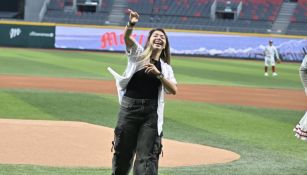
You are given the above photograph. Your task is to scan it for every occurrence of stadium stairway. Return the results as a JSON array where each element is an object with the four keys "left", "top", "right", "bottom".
[
  {"left": 106, "top": 0, "right": 127, "bottom": 25},
  {"left": 272, "top": 1, "right": 297, "bottom": 34},
  {"left": 24, "top": 0, "right": 46, "bottom": 21}
]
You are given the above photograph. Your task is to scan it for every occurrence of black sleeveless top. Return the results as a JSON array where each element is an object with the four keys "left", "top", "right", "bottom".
[{"left": 124, "top": 60, "right": 162, "bottom": 99}]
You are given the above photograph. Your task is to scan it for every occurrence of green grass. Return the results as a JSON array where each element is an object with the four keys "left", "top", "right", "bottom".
[
  {"left": 173, "top": 57, "right": 301, "bottom": 88},
  {"left": 0, "top": 47, "right": 302, "bottom": 89},
  {"left": 0, "top": 48, "right": 125, "bottom": 79},
  {"left": 0, "top": 165, "right": 109, "bottom": 175},
  {"left": 0, "top": 89, "right": 118, "bottom": 126},
  {"left": 0, "top": 90, "right": 306, "bottom": 175}
]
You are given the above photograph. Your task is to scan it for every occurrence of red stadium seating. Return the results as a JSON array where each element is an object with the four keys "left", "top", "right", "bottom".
[
  {"left": 291, "top": 0, "right": 307, "bottom": 22},
  {"left": 239, "top": 0, "right": 282, "bottom": 21},
  {"left": 43, "top": 0, "right": 307, "bottom": 35},
  {"left": 287, "top": 0, "right": 307, "bottom": 35}
]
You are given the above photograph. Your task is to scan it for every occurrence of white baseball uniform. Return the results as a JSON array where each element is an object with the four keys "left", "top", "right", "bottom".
[
  {"left": 264, "top": 45, "right": 279, "bottom": 66},
  {"left": 300, "top": 54, "right": 307, "bottom": 95},
  {"left": 294, "top": 54, "right": 307, "bottom": 141},
  {"left": 300, "top": 54, "right": 307, "bottom": 70}
]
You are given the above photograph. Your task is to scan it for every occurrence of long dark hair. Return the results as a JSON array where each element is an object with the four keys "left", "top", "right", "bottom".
[{"left": 143, "top": 28, "right": 171, "bottom": 64}]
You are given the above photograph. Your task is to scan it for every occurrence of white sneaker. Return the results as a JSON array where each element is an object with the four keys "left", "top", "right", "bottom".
[
  {"left": 264, "top": 72, "right": 269, "bottom": 76},
  {"left": 272, "top": 72, "right": 278, "bottom": 77}
]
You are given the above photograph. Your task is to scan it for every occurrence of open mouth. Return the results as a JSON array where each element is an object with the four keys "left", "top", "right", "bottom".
[{"left": 153, "top": 39, "right": 164, "bottom": 47}]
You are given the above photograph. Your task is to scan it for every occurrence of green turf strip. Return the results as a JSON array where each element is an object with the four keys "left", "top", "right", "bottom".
[
  {"left": 0, "top": 91, "right": 54, "bottom": 120},
  {"left": 0, "top": 47, "right": 302, "bottom": 89},
  {"left": 172, "top": 57, "right": 300, "bottom": 88},
  {"left": 0, "top": 90, "right": 306, "bottom": 175}
]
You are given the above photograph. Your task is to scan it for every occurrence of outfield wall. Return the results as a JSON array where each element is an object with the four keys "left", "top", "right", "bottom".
[
  {"left": 55, "top": 25, "right": 307, "bottom": 61},
  {"left": 0, "top": 21, "right": 306, "bottom": 61},
  {"left": 0, "top": 22, "right": 55, "bottom": 48}
]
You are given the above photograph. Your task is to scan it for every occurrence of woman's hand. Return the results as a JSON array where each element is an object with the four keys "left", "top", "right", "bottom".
[
  {"left": 124, "top": 9, "right": 139, "bottom": 49},
  {"left": 144, "top": 63, "right": 160, "bottom": 76},
  {"left": 144, "top": 63, "right": 178, "bottom": 95},
  {"left": 128, "top": 9, "right": 139, "bottom": 24}
]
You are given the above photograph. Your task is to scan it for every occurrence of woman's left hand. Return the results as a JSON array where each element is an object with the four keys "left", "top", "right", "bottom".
[{"left": 144, "top": 63, "right": 160, "bottom": 76}]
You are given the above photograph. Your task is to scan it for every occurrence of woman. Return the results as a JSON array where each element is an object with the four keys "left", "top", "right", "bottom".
[
  {"left": 293, "top": 52, "right": 307, "bottom": 141},
  {"left": 107, "top": 9, "right": 177, "bottom": 175}
]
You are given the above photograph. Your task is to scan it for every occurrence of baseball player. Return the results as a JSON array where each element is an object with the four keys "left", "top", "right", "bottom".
[
  {"left": 293, "top": 51, "right": 307, "bottom": 141},
  {"left": 264, "top": 40, "right": 281, "bottom": 77}
]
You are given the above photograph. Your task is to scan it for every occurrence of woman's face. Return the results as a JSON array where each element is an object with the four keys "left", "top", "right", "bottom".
[{"left": 149, "top": 30, "right": 167, "bottom": 51}]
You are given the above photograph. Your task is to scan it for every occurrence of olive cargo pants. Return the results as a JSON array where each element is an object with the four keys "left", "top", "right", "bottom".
[{"left": 112, "top": 96, "right": 163, "bottom": 175}]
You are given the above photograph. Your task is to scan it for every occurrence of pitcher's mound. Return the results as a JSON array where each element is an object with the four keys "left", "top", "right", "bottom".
[{"left": 0, "top": 119, "right": 240, "bottom": 167}]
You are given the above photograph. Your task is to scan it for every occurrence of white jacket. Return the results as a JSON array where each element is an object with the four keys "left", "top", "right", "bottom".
[{"left": 107, "top": 43, "right": 177, "bottom": 136}]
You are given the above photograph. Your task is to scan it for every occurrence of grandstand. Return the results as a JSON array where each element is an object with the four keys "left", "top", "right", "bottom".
[
  {"left": 287, "top": 0, "right": 307, "bottom": 35},
  {"left": 1, "top": 0, "right": 306, "bottom": 35},
  {"left": 0, "top": 0, "right": 24, "bottom": 19}
]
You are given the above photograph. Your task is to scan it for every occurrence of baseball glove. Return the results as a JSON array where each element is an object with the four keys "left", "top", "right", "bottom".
[{"left": 276, "top": 59, "right": 282, "bottom": 64}]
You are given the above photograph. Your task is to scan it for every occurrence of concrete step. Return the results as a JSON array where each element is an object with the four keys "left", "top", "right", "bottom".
[
  {"left": 107, "top": 0, "right": 127, "bottom": 23},
  {"left": 276, "top": 19, "right": 291, "bottom": 21},
  {"left": 271, "top": 1, "right": 298, "bottom": 34}
]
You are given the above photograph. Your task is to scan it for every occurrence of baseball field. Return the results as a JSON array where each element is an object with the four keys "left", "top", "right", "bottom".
[{"left": 0, "top": 47, "right": 306, "bottom": 175}]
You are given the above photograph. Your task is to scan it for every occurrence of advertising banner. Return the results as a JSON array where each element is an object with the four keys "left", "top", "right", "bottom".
[
  {"left": 55, "top": 26, "right": 307, "bottom": 61},
  {"left": 0, "top": 24, "right": 55, "bottom": 48}
]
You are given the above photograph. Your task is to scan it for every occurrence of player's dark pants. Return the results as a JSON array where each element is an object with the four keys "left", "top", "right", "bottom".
[{"left": 112, "top": 96, "right": 163, "bottom": 175}]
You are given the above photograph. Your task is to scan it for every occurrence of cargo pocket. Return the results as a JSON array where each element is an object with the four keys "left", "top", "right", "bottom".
[
  {"left": 112, "top": 127, "right": 123, "bottom": 172},
  {"left": 111, "top": 127, "right": 124, "bottom": 175},
  {"left": 153, "top": 134, "right": 163, "bottom": 158},
  {"left": 142, "top": 134, "right": 162, "bottom": 175},
  {"left": 112, "top": 127, "right": 122, "bottom": 153}
]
